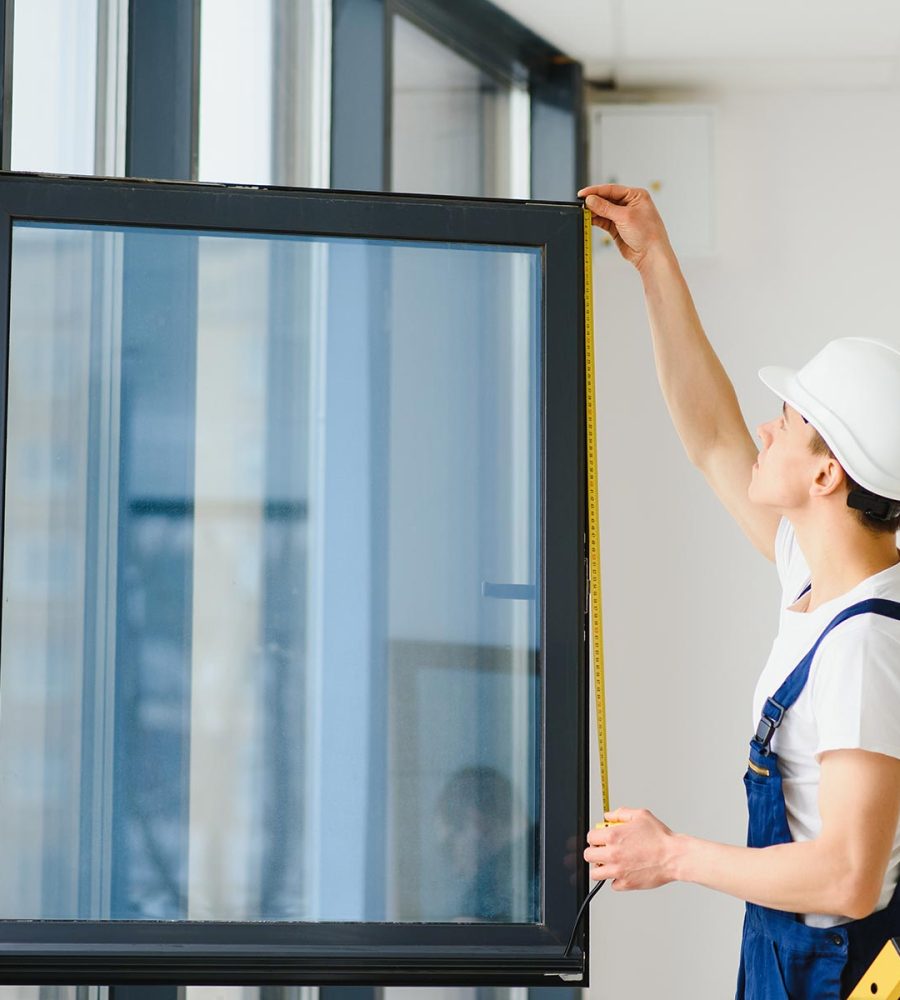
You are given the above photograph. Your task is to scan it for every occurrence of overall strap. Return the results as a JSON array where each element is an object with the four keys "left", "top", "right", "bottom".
[{"left": 753, "top": 598, "right": 900, "bottom": 755}]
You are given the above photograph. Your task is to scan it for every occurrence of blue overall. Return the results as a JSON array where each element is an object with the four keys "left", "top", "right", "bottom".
[{"left": 735, "top": 594, "right": 900, "bottom": 1000}]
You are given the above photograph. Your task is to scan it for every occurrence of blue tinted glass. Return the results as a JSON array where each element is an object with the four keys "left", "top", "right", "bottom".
[{"left": 0, "top": 221, "right": 541, "bottom": 923}]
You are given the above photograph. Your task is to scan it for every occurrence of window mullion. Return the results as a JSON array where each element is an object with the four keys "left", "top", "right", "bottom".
[
  {"left": 125, "top": 0, "right": 200, "bottom": 180},
  {"left": 0, "top": 0, "right": 12, "bottom": 170}
]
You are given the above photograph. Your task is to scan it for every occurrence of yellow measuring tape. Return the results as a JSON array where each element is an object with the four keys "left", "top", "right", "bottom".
[{"left": 583, "top": 208, "right": 610, "bottom": 818}]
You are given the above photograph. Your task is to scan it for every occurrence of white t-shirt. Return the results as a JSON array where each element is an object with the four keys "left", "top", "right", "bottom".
[{"left": 751, "top": 516, "right": 900, "bottom": 927}]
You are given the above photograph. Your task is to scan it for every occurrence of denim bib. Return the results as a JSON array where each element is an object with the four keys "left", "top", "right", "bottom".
[{"left": 736, "top": 597, "right": 900, "bottom": 999}]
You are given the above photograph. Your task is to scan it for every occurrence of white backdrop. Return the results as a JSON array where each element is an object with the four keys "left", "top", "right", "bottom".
[{"left": 587, "top": 86, "right": 900, "bottom": 999}]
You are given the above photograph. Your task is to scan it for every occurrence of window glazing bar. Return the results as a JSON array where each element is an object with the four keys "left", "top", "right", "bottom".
[
  {"left": 331, "top": 0, "right": 387, "bottom": 190},
  {"left": 110, "top": 987, "right": 181, "bottom": 1000},
  {"left": 126, "top": 0, "right": 200, "bottom": 180},
  {"left": 0, "top": 0, "right": 12, "bottom": 170}
]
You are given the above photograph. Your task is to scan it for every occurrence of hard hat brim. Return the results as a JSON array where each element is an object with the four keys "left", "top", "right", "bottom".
[{"left": 758, "top": 364, "right": 900, "bottom": 502}]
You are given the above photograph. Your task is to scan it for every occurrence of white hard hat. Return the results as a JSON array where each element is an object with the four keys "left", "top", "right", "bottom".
[{"left": 758, "top": 337, "right": 900, "bottom": 504}]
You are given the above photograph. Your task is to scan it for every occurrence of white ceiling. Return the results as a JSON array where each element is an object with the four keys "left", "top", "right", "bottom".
[{"left": 490, "top": 0, "right": 900, "bottom": 91}]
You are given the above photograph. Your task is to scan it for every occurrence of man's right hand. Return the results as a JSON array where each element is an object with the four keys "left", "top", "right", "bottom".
[{"left": 577, "top": 183, "right": 674, "bottom": 272}]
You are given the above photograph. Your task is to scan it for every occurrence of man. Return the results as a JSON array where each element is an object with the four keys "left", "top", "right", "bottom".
[{"left": 578, "top": 183, "right": 900, "bottom": 997}]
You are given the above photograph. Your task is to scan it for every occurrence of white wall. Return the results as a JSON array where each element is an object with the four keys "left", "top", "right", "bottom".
[{"left": 586, "top": 87, "right": 900, "bottom": 999}]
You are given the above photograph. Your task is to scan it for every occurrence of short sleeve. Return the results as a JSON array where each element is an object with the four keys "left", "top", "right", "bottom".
[{"left": 811, "top": 624, "right": 900, "bottom": 760}]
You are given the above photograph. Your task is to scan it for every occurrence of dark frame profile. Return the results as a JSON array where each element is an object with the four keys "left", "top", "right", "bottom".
[
  {"left": 0, "top": 0, "right": 12, "bottom": 171},
  {"left": 0, "top": 172, "right": 588, "bottom": 987}
]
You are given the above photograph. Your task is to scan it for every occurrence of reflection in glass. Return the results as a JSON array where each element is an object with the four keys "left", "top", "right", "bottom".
[
  {"left": 391, "top": 15, "right": 519, "bottom": 198},
  {"left": 198, "top": 0, "right": 329, "bottom": 187},
  {"left": 11, "top": 0, "right": 127, "bottom": 177},
  {"left": 11, "top": 0, "right": 99, "bottom": 173},
  {"left": 0, "top": 220, "right": 541, "bottom": 923},
  {"left": 198, "top": 0, "right": 274, "bottom": 184},
  {"left": 434, "top": 766, "right": 537, "bottom": 921},
  {"left": 0, "top": 989, "right": 90, "bottom": 1000}
]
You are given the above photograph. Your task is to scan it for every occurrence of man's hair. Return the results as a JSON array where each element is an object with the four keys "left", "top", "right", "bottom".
[{"left": 809, "top": 430, "right": 900, "bottom": 534}]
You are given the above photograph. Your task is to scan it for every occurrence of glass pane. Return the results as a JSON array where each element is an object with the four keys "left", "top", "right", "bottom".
[
  {"left": 391, "top": 15, "right": 514, "bottom": 198},
  {"left": 1, "top": 220, "right": 541, "bottom": 924},
  {"left": 11, "top": 0, "right": 99, "bottom": 173},
  {"left": 198, "top": 0, "right": 274, "bottom": 184},
  {"left": 0, "top": 990, "right": 91, "bottom": 1000},
  {"left": 198, "top": 0, "right": 327, "bottom": 186},
  {"left": 186, "top": 989, "right": 263, "bottom": 1000}
]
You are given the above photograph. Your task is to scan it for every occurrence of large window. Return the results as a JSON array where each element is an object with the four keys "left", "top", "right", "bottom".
[
  {"left": 3, "top": 0, "right": 582, "bottom": 198},
  {"left": 0, "top": 173, "right": 588, "bottom": 986}
]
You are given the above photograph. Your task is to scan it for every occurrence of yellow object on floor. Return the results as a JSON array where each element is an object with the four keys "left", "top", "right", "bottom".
[{"left": 847, "top": 938, "right": 900, "bottom": 1000}]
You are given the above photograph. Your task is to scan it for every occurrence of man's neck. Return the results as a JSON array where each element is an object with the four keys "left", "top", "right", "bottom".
[{"left": 791, "top": 512, "right": 900, "bottom": 612}]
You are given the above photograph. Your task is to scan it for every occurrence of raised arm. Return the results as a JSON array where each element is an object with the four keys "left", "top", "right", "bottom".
[{"left": 579, "top": 183, "right": 781, "bottom": 561}]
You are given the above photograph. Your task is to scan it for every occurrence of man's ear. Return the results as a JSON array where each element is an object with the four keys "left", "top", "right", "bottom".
[{"left": 809, "top": 456, "right": 846, "bottom": 499}]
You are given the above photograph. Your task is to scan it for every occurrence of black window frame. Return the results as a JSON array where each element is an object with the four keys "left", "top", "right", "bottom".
[{"left": 0, "top": 172, "right": 590, "bottom": 988}]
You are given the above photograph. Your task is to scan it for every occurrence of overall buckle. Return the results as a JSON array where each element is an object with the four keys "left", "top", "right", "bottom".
[{"left": 753, "top": 697, "right": 786, "bottom": 754}]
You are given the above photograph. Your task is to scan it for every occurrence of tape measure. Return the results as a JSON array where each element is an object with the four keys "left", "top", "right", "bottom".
[{"left": 583, "top": 208, "right": 610, "bottom": 818}]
